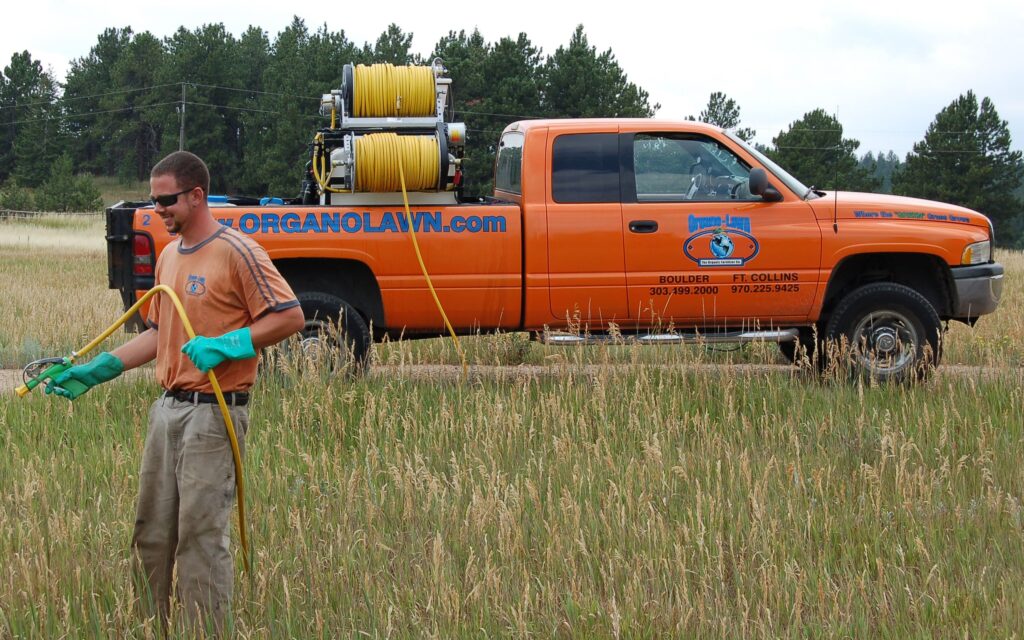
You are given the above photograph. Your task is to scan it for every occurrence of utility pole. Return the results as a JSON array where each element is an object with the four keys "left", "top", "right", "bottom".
[{"left": 178, "top": 83, "right": 186, "bottom": 151}]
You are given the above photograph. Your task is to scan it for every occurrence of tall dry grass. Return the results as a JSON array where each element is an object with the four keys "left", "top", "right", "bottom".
[{"left": 1, "top": 216, "right": 1022, "bottom": 637}]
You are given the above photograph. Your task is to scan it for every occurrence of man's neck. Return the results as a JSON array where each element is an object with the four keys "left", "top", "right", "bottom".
[{"left": 179, "top": 210, "right": 221, "bottom": 248}]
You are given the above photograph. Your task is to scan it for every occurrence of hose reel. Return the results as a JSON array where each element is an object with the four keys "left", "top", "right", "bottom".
[
  {"left": 313, "top": 128, "right": 453, "bottom": 194},
  {"left": 306, "top": 60, "right": 466, "bottom": 203}
]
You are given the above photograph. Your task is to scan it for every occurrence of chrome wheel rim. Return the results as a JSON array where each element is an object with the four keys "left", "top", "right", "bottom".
[
  {"left": 849, "top": 310, "right": 919, "bottom": 377},
  {"left": 295, "top": 319, "right": 350, "bottom": 372}
]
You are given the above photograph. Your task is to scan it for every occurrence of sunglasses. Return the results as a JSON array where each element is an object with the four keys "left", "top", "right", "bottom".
[{"left": 150, "top": 187, "right": 196, "bottom": 207}]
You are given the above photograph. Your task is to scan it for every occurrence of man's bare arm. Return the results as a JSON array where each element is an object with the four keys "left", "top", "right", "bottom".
[
  {"left": 110, "top": 328, "right": 159, "bottom": 370},
  {"left": 249, "top": 306, "right": 305, "bottom": 349}
]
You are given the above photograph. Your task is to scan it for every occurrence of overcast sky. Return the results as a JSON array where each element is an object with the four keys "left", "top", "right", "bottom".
[{"left": 5, "top": 0, "right": 1023, "bottom": 156}]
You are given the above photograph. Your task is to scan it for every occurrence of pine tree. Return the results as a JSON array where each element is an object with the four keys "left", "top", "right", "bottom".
[
  {"left": 472, "top": 33, "right": 543, "bottom": 194},
  {"left": 63, "top": 28, "right": 136, "bottom": 176},
  {"left": 35, "top": 153, "right": 103, "bottom": 212},
  {"left": 368, "top": 24, "right": 419, "bottom": 65},
  {"left": 233, "top": 26, "right": 272, "bottom": 194},
  {"left": 1, "top": 51, "right": 61, "bottom": 186},
  {"left": 688, "top": 92, "right": 755, "bottom": 141},
  {"left": 432, "top": 29, "right": 493, "bottom": 195},
  {"left": 893, "top": 91, "right": 1023, "bottom": 246},
  {"left": 160, "top": 24, "right": 247, "bottom": 192},
  {"left": 541, "top": 25, "right": 656, "bottom": 118},
  {"left": 767, "top": 108, "right": 878, "bottom": 192},
  {"left": 860, "top": 151, "right": 901, "bottom": 193}
]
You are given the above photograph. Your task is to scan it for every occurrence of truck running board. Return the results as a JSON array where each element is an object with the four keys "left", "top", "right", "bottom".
[{"left": 541, "top": 328, "right": 799, "bottom": 346}]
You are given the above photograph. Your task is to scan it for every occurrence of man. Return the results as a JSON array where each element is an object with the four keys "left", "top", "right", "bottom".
[{"left": 46, "top": 151, "right": 305, "bottom": 632}]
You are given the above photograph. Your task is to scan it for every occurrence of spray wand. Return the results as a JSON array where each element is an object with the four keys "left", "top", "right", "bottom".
[{"left": 16, "top": 357, "right": 90, "bottom": 398}]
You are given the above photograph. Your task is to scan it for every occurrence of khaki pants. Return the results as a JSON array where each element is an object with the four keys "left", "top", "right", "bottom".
[{"left": 132, "top": 395, "right": 248, "bottom": 634}]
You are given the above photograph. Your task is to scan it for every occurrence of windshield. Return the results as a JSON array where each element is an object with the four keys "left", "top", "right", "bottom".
[{"left": 724, "top": 131, "right": 818, "bottom": 200}]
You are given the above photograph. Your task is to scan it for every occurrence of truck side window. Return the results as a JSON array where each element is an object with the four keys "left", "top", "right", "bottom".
[
  {"left": 552, "top": 133, "right": 620, "bottom": 203},
  {"left": 495, "top": 132, "right": 525, "bottom": 194},
  {"left": 634, "top": 134, "right": 757, "bottom": 202}
]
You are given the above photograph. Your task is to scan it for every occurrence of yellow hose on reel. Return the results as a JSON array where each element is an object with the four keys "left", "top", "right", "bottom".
[
  {"left": 356, "top": 132, "right": 440, "bottom": 192},
  {"left": 353, "top": 64, "right": 435, "bottom": 117},
  {"left": 16, "top": 285, "right": 252, "bottom": 573}
]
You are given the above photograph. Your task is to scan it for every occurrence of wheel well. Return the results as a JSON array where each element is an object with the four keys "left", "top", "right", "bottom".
[
  {"left": 274, "top": 258, "right": 385, "bottom": 334},
  {"left": 821, "top": 253, "right": 953, "bottom": 321}
]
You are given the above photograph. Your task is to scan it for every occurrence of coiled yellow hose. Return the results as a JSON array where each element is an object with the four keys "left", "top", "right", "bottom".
[
  {"left": 353, "top": 63, "right": 435, "bottom": 117},
  {"left": 356, "top": 132, "right": 439, "bottom": 192}
]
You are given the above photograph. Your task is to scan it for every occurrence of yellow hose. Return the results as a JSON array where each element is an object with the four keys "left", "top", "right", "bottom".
[
  {"left": 356, "top": 132, "right": 439, "bottom": 192},
  {"left": 17, "top": 285, "right": 251, "bottom": 573},
  {"left": 312, "top": 133, "right": 350, "bottom": 194},
  {"left": 395, "top": 153, "right": 466, "bottom": 373},
  {"left": 353, "top": 64, "right": 435, "bottom": 117},
  {"left": 313, "top": 133, "right": 444, "bottom": 194}
]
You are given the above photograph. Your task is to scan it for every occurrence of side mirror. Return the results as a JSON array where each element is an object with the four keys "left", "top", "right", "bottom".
[{"left": 748, "top": 168, "right": 783, "bottom": 202}]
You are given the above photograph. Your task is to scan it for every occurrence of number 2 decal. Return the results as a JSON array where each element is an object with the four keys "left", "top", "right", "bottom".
[{"left": 142, "top": 214, "right": 151, "bottom": 226}]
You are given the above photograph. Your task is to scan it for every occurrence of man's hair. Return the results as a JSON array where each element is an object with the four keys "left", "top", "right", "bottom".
[{"left": 151, "top": 151, "right": 210, "bottom": 195}]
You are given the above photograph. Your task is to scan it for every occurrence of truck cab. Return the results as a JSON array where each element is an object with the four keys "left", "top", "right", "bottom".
[{"left": 496, "top": 118, "right": 1003, "bottom": 380}]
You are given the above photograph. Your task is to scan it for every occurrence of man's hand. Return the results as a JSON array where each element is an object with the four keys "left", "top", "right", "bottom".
[
  {"left": 181, "top": 328, "right": 257, "bottom": 373},
  {"left": 45, "top": 352, "right": 125, "bottom": 400}
]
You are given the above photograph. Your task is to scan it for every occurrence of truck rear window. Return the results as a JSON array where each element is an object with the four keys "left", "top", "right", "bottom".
[
  {"left": 495, "top": 132, "right": 524, "bottom": 194},
  {"left": 552, "top": 133, "right": 620, "bottom": 203}
]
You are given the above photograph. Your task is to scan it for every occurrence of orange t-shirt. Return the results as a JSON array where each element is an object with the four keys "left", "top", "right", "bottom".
[{"left": 146, "top": 226, "right": 299, "bottom": 392}]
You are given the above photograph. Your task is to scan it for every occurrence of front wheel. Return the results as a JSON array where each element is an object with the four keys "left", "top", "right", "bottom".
[{"left": 824, "top": 283, "right": 941, "bottom": 383}]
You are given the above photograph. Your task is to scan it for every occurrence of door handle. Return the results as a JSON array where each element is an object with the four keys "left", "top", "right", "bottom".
[{"left": 629, "top": 220, "right": 659, "bottom": 234}]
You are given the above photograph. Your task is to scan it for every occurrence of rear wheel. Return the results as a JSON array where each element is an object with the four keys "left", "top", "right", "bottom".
[
  {"left": 290, "top": 291, "right": 371, "bottom": 375},
  {"left": 778, "top": 326, "right": 820, "bottom": 366},
  {"left": 824, "top": 283, "right": 941, "bottom": 383}
]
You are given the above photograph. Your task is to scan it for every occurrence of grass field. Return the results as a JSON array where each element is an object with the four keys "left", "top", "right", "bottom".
[
  {"left": 92, "top": 176, "right": 151, "bottom": 208},
  {"left": 1, "top": 216, "right": 1022, "bottom": 637}
]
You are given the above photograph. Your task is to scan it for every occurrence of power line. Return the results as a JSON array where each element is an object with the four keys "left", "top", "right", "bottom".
[
  {"left": 775, "top": 145, "right": 984, "bottom": 154},
  {"left": 0, "top": 81, "right": 324, "bottom": 114},
  {"left": 185, "top": 100, "right": 278, "bottom": 115},
  {"left": 1, "top": 101, "right": 181, "bottom": 127},
  {"left": 0, "top": 82, "right": 183, "bottom": 112},
  {"left": 1, "top": 86, "right": 326, "bottom": 127},
  {"left": 189, "top": 82, "right": 320, "bottom": 101},
  {"left": 455, "top": 109, "right": 542, "bottom": 119}
]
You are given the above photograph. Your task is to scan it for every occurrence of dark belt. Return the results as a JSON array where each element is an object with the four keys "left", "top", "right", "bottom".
[{"left": 163, "top": 389, "right": 249, "bottom": 406}]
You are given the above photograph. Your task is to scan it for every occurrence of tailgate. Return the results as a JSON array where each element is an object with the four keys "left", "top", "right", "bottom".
[{"left": 105, "top": 201, "right": 150, "bottom": 332}]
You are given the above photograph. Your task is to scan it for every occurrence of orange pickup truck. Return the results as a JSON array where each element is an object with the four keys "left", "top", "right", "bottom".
[{"left": 106, "top": 117, "right": 1004, "bottom": 382}]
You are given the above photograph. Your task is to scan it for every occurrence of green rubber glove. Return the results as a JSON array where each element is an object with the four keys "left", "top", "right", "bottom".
[
  {"left": 45, "top": 352, "right": 125, "bottom": 400},
  {"left": 181, "top": 327, "right": 257, "bottom": 373}
]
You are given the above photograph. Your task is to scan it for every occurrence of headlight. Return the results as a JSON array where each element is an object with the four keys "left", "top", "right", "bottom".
[{"left": 961, "top": 240, "right": 991, "bottom": 265}]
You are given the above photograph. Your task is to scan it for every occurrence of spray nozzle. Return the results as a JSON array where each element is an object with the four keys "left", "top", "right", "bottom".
[{"left": 14, "top": 356, "right": 86, "bottom": 398}]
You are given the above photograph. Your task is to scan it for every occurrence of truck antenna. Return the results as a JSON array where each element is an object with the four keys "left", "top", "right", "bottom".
[{"left": 832, "top": 109, "right": 839, "bottom": 234}]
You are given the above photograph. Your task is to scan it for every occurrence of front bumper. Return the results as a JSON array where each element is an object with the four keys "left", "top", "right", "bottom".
[{"left": 951, "top": 263, "right": 1004, "bottom": 319}]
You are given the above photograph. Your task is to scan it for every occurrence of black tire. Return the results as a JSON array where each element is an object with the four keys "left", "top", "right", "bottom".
[
  {"left": 824, "top": 282, "right": 941, "bottom": 383},
  {"left": 292, "top": 291, "right": 372, "bottom": 375}
]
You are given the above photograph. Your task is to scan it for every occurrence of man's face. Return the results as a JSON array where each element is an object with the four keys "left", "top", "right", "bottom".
[{"left": 149, "top": 174, "right": 198, "bottom": 234}]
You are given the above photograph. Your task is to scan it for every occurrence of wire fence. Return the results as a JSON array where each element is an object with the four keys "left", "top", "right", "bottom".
[{"left": 0, "top": 209, "right": 102, "bottom": 219}]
